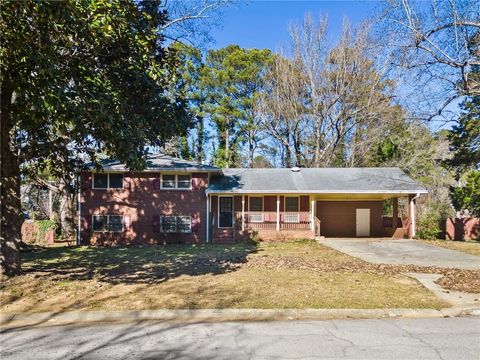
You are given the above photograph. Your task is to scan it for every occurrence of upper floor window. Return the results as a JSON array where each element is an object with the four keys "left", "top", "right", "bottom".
[
  {"left": 161, "top": 174, "right": 191, "bottom": 189},
  {"left": 92, "top": 215, "right": 124, "bottom": 232},
  {"left": 93, "top": 173, "right": 123, "bottom": 189}
]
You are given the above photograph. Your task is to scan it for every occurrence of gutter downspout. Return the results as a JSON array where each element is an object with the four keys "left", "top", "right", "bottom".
[
  {"left": 410, "top": 192, "right": 421, "bottom": 239},
  {"left": 206, "top": 192, "right": 210, "bottom": 244},
  {"left": 77, "top": 175, "right": 81, "bottom": 245}
]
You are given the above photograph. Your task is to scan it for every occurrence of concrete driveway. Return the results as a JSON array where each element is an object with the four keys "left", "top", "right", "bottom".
[{"left": 318, "top": 239, "right": 479, "bottom": 270}]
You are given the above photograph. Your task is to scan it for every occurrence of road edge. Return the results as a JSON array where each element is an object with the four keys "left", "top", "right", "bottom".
[{"left": 1, "top": 307, "right": 479, "bottom": 329}]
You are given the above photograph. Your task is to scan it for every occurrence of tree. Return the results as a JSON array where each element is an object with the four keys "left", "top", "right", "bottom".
[
  {"left": 202, "top": 45, "right": 272, "bottom": 167},
  {"left": 258, "top": 14, "right": 401, "bottom": 168},
  {"left": 446, "top": 94, "right": 479, "bottom": 216},
  {"left": 173, "top": 43, "right": 211, "bottom": 162},
  {"left": 162, "top": 0, "right": 236, "bottom": 45},
  {"left": 1, "top": 1, "right": 189, "bottom": 276},
  {"left": 257, "top": 55, "right": 308, "bottom": 167},
  {"left": 447, "top": 96, "right": 480, "bottom": 175},
  {"left": 450, "top": 170, "right": 480, "bottom": 216},
  {"left": 379, "top": 0, "right": 480, "bottom": 119}
]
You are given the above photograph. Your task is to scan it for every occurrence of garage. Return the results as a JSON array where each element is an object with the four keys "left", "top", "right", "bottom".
[{"left": 316, "top": 201, "right": 384, "bottom": 237}]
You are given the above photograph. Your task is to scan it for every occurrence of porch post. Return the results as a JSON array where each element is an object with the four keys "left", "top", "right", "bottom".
[
  {"left": 310, "top": 198, "right": 315, "bottom": 231},
  {"left": 409, "top": 194, "right": 416, "bottom": 239},
  {"left": 241, "top": 195, "right": 245, "bottom": 231},
  {"left": 276, "top": 195, "right": 280, "bottom": 231},
  {"left": 392, "top": 197, "right": 398, "bottom": 230},
  {"left": 206, "top": 194, "right": 210, "bottom": 243}
]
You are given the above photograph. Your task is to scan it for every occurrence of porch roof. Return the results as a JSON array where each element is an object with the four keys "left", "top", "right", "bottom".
[{"left": 207, "top": 167, "right": 428, "bottom": 195}]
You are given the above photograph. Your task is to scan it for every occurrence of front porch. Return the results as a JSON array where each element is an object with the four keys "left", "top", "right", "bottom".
[{"left": 206, "top": 193, "right": 419, "bottom": 243}]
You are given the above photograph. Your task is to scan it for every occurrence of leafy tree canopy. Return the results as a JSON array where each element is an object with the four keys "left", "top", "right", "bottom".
[
  {"left": 450, "top": 170, "right": 480, "bottom": 217},
  {"left": 0, "top": 0, "right": 190, "bottom": 275},
  {"left": 446, "top": 96, "right": 480, "bottom": 177}
]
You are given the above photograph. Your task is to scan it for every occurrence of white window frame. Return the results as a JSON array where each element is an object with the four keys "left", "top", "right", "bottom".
[
  {"left": 92, "top": 214, "right": 124, "bottom": 232},
  {"left": 160, "top": 215, "right": 192, "bottom": 233},
  {"left": 284, "top": 196, "right": 300, "bottom": 223},
  {"left": 160, "top": 173, "right": 192, "bottom": 190},
  {"left": 92, "top": 173, "right": 124, "bottom": 190},
  {"left": 218, "top": 196, "right": 234, "bottom": 229},
  {"left": 248, "top": 196, "right": 264, "bottom": 223}
]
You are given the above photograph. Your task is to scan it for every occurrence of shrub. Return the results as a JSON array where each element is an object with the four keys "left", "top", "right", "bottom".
[
  {"left": 416, "top": 211, "right": 441, "bottom": 240},
  {"left": 35, "top": 219, "right": 58, "bottom": 244}
]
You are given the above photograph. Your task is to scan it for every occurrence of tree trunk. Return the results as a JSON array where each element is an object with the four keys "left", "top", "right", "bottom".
[
  {"left": 283, "top": 128, "right": 292, "bottom": 168},
  {"left": 58, "top": 177, "right": 75, "bottom": 239},
  {"left": 1, "top": 80, "right": 22, "bottom": 276},
  {"left": 248, "top": 128, "right": 254, "bottom": 168},
  {"left": 196, "top": 115, "right": 204, "bottom": 163},
  {"left": 314, "top": 121, "right": 321, "bottom": 167},
  {"left": 225, "top": 126, "right": 229, "bottom": 168}
]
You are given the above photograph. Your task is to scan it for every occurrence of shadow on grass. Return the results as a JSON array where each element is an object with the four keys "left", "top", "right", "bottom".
[{"left": 18, "top": 242, "right": 260, "bottom": 285}]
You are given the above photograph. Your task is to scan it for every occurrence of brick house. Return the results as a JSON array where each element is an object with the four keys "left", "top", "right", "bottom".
[{"left": 78, "top": 155, "right": 427, "bottom": 245}]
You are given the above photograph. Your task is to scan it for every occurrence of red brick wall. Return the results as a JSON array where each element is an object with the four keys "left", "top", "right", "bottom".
[
  {"left": 21, "top": 220, "right": 55, "bottom": 245},
  {"left": 80, "top": 172, "right": 208, "bottom": 245},
  {"left": 243, "top": 229, "right": 314, "bottom": 241},
  {"left": 445, "top": 217, "right": 480, "bottom": 241}
]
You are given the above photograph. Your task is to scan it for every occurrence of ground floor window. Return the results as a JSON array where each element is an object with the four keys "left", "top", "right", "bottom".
[
  {"left": 160, "top": 215, "right": 192, "bottom": 233},
  {"left": 284, "top": 196, "right": 300, "bottom": 223},
  {"left": 92, "top": 215, "right": 124, "bottom": 232}
]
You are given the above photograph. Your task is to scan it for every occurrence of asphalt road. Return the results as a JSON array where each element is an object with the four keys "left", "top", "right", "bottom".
[{"left": 1, "top": 317, "right": 479, "bottom": 359}]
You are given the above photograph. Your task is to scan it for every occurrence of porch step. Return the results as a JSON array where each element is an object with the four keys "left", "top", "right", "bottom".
[{"left": 212, "top": 229, "right": 236, "bottom": 244}]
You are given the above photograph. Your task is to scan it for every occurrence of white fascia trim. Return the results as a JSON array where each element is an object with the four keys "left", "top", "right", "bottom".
[
  {"left": 205, "top": 189, "right": 429, "bottom": 195},
  {"left": 88, "top": 169, "right": 221, "bottom": 174}
]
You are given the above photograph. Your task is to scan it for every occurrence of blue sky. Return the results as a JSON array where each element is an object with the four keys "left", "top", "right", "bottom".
[{"left": 210, "top": 0, "right": 381, "bottom": 50}]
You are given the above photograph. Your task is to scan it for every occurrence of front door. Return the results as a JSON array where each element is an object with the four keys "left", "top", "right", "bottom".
[
  {"left": 219, "top": 196, "right": 233, "bottom": 228},
  {"left": 356, "top": 209, "right": 370, "bottom": 236}
]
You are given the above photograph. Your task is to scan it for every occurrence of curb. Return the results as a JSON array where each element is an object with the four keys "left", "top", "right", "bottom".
[{"left": 1, "top": 307, "right": 479, "bottom": 329}]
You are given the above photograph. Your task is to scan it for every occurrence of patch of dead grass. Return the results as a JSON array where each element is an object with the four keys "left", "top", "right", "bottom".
[
  {"left": 0, "top": 240, "right": 466, "bottom": 314},
  {"left": 421, "top": 240, "right": 480, "bottom": 257}
]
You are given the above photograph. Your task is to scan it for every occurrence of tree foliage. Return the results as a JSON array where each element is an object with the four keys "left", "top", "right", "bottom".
[
  {"left": 447, "top": 96, "right": 480, "bottom": 176},
  {"left": 201, "top": 45, "right": 273, "bottom": 167},
  {"left": 379, "top": 0, "right": 480, "bottom": 120},
  {"left": 0, "top": 0, "right": 189, "bottom": 275},
  {"left": 450, "top": 171, "right": 480, "bottom": 217}
]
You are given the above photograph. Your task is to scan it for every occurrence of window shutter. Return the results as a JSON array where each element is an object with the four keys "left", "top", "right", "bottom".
[
  {"left": 192, "top": 215, "right": 200, "bottom": 233},
  {"left": 124, "top": 216, "right": 131, "bottom": 231},
  {"left": 153, "top": 215, "right": 159, "bottom": 233},
  {"left": 80, "top": 174, "right": 90, "bottom": 191},
  {"left": 152, "top": 177, "right": 160, "bottom": 190},
  {"left": 124, "top": 176, "right": 131, "bottom": 190},
  {"left": 191, "top": 177, "right": 201, "bottom": 190}
]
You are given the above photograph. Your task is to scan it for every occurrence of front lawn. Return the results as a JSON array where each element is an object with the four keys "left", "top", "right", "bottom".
[
  {"left": 0, "top": 240, "right": 464, "bottom": 314},
  {"left": 421, "top": 240, "right": 480, "bottom": 257}
]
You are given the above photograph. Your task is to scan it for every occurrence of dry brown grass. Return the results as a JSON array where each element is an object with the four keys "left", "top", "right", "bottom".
[
  {"left": 421, "top": 240, "right": 480, "bottom": 257},
  {"left": 0, "top": 240, "right": 450, "bottom": 314}
]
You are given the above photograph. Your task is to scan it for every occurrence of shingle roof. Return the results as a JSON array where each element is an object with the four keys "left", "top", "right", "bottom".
[
  {"left": 207, "top": 168, "right": 427, "bottom": 194},
  {"left": 87, "top": 154, "right": 221, "bottom": 173}
]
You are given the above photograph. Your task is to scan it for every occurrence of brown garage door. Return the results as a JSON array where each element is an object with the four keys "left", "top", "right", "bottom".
[{"left": 316, "top": 201, "right": 383, "bottom": 237}]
